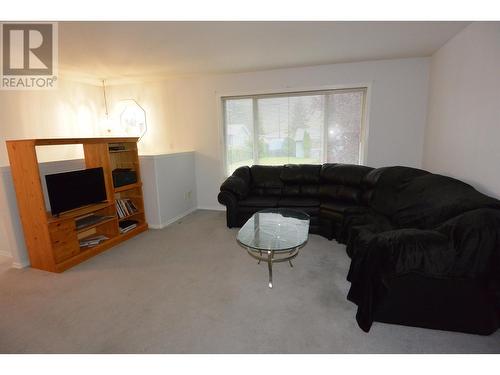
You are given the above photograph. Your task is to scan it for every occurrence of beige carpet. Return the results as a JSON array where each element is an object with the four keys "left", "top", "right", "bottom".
[
  {"left": 0, "top": 255, "right": 12, "bottom": 274},
  {"left": 0, "top": 210, "right": 498, "bottom": 353}
]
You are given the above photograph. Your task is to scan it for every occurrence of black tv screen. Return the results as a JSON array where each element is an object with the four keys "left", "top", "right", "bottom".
[{"left": 45, "top": 167, "right": 107, "bottom": 215}]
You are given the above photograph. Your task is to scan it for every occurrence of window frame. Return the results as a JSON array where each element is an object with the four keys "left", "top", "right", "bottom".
[{"left": 218, "top": 85, "right": 371, "bottom": 177}]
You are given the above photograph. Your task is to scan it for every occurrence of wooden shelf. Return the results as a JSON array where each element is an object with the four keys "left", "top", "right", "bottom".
[
  {"left": 119, "top": 223, "right": 148, "bottom": 238},
  {"left": 76, "top": 216, "right": 117, "bottom": 234},
  {"left": 109, "top": 149, "right": 137, "bottom": 154},
  {"left": 118, "top": 210, "right": 144, "bottom": 221},
  {"left": 47, "top": 202, "right": 113, "bottom": 223},
  {"left": 114, "top": 182, "right": 142, "bottom": 193},
  {"left": 78, "top": 234, "right": 111, "bottom": 249},
  {"left": 80, "top": 242, "right": 109, "bottom": 250}
]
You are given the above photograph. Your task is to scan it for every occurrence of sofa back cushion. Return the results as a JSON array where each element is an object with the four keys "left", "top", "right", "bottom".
[
  {"left": 363, "top": 166, "right": 429, "bottom": 216},
  {"left": 280, "top": 164, "right": 321, "bottom": 197},
  {"left": 249, "top": 165, "right": 284, "bottom": 196},
  {"left": 392, "top": 174, "right": 500, "bottom": 229},
  {"left": 319, "top": 164, "right": 373, "bottom": 203},
  {"left": 232, "top": 166, "right": 251, "bottom": 185}
]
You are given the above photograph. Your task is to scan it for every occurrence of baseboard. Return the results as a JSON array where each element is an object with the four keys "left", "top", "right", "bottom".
[
  {"left": 1, "top": 250, "right": 30, "bottom": 269},
  {"left": 149, "top": 206, "right": 197, "bottom": 229},
  {"left": 148, "top": 224, "right": 163, "bottom": 229},
  {"left": 197, "top": 206, "right": 225, "bottom": 211},
  {"left": 11, "top": 261, "right": 29, "bottom": 269},
  {"left": 149, "top": 206, "right": 225, "bottom": 229},
  {"left": 0, "top": 250, "right": 12, "bottom": 258}
]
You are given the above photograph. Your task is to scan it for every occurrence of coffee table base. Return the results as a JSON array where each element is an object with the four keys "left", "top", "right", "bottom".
[{"left": 244, "top": 247, "right": 300, "bottom": 288}]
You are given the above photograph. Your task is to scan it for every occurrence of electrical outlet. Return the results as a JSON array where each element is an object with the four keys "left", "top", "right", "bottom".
[{"left": 186, "top": 190, "right": 192, "bottom": 200}]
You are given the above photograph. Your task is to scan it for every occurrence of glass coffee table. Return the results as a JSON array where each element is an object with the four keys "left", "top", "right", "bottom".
[{"left": 237, "top": 208, "right": 310, "bottom": 288}]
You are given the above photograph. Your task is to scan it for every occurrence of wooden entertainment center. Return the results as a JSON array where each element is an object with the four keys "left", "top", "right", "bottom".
[{"left": 6, "top": 137, "right": 148, "bottom": 272}]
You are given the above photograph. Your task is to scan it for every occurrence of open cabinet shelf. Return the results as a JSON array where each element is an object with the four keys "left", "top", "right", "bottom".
[
  {"left": 114, "top": 182, "right": 142, "bottom": 193},
  {"left": 76, "top": 216, "right": 117, "bottom": 234}
]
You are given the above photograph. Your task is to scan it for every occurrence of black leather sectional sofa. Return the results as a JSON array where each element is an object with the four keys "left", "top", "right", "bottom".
[{"left": 218, "top": 164, "right": 500, "bottom": 335}]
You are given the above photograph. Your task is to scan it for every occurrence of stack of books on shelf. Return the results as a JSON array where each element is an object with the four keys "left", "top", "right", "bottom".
[
  {"left": 79, "top": 235, "right": 109, "bottom": 248},
  {"left": 116, "top": 198, "right": 138, "bottom": 219},
  {"left": 119, "top": 219, "right": 139, "bottom": 234}
]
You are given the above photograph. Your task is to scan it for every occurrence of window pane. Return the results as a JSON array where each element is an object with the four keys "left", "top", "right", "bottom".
[
  {"left": 257, "top": 97, "right": 290, "bottom": 165},
  {"left": 223, "top": 88, "right": 365, "bottom": 175},
  {"left": 225, "top": 99, "right": 254, "bottom": 174},
  {"left": 288, "top": 95, "right": 323, "bottom": 164},
  {"left": 326, "top": 91, "right": 364, "bottom": 164},
  {"left": 256, "top": 95, "right": 323, "bottom": 165}
]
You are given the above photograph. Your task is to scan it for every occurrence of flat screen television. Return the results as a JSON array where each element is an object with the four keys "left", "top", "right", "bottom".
[{"left": 45, "top": 167, "right": 107, "bottom": 216}]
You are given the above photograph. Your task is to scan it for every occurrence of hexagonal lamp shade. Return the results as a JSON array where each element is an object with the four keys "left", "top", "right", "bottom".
[{"left": 120, "top": 99, "right": 147, "bottom": 140}]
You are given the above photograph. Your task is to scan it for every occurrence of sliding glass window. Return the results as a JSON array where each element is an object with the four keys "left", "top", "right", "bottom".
[{"left": 223, "top": 88, "right": 367, "bottom": 175}]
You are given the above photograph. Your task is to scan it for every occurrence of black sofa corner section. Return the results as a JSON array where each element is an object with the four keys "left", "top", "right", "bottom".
[{"left": 218, "top": 164, "right": 500, "bottom": 335}]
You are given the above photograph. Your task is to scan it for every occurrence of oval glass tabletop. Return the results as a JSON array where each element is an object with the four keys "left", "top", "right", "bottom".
[{"left": 236, "top": 208, "right": 310, "bottom": 252}]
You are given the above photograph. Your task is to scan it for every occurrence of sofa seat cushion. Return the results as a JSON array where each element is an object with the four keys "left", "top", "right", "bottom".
[
  {"left": 320, "top": 200, "right": 361, "bottom": 213},
  {"left": 238, "top": 204, "right": 318, "bottom": 217},
  {"left": 300, "top": 206, "right": 320, "bottom": 215},
  {"left": 238, "top": 195, "right": 279, "bottom": 208},
  {"left": 282, "top": 184, "right": 320, "bottom": 197},
  {"left": 279, "top": 197, "right": 320, "bottom": 207},
  {"left": 319, "top": 209, "right": 343, "bottom": 222}
]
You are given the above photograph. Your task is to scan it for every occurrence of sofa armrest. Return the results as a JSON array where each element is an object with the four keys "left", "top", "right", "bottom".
[
  {"left": 436, "top": 208, "right": 500, "bottom": 278},
  {"left": 348, "top": 228, "right": 452, "bottom": 282},
  {"left": 373, "top": 228, "right": 452, "bottom": 275},
  {"left": 217, "top": 190, "right": 240, "bottom": 228},
  {"left": 220, "top": 175, "right": 249, "bottom": 199},
  {"left": 217, "top": 189, "right": 238, "bottom": 207},
  {"left": 346, "top": 227, "right": 452, "bottom": 332}
]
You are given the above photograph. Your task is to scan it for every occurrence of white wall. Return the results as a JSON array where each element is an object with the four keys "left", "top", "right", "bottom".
[
  {"left": 153, "top": 58, "right": 430, "bottom": 209},
  {"left": 140, "top": 152, "right": 197, "bottom": 228},
  {"left": 423, "top": 22, "right": 500, "bottom": 198},
  {"left": 0, "top": 80, "right": 105, "bottom": 167},
  {"left": 106, "top": 81, "right": 197, "bottom": 156},
  {"left": 0, "top": 167, "right": 28, "bottom": 265},
  {"left": 0, "top": 78, "right": 195, "bottom": 167}
]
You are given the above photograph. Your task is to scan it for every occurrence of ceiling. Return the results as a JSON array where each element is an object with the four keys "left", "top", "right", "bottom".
[{"left": 58, "top": 21, "right": 469, "bottom": 84}]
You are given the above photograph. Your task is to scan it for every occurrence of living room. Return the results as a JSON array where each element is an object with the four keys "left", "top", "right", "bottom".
[{"left": 1, "top": 0, "right": 499, "bottom": 371}]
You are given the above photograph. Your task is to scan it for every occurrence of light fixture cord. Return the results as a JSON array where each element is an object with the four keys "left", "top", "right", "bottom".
[{"left": 102, "top": 79, "right": 109, "bottom": 119}]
